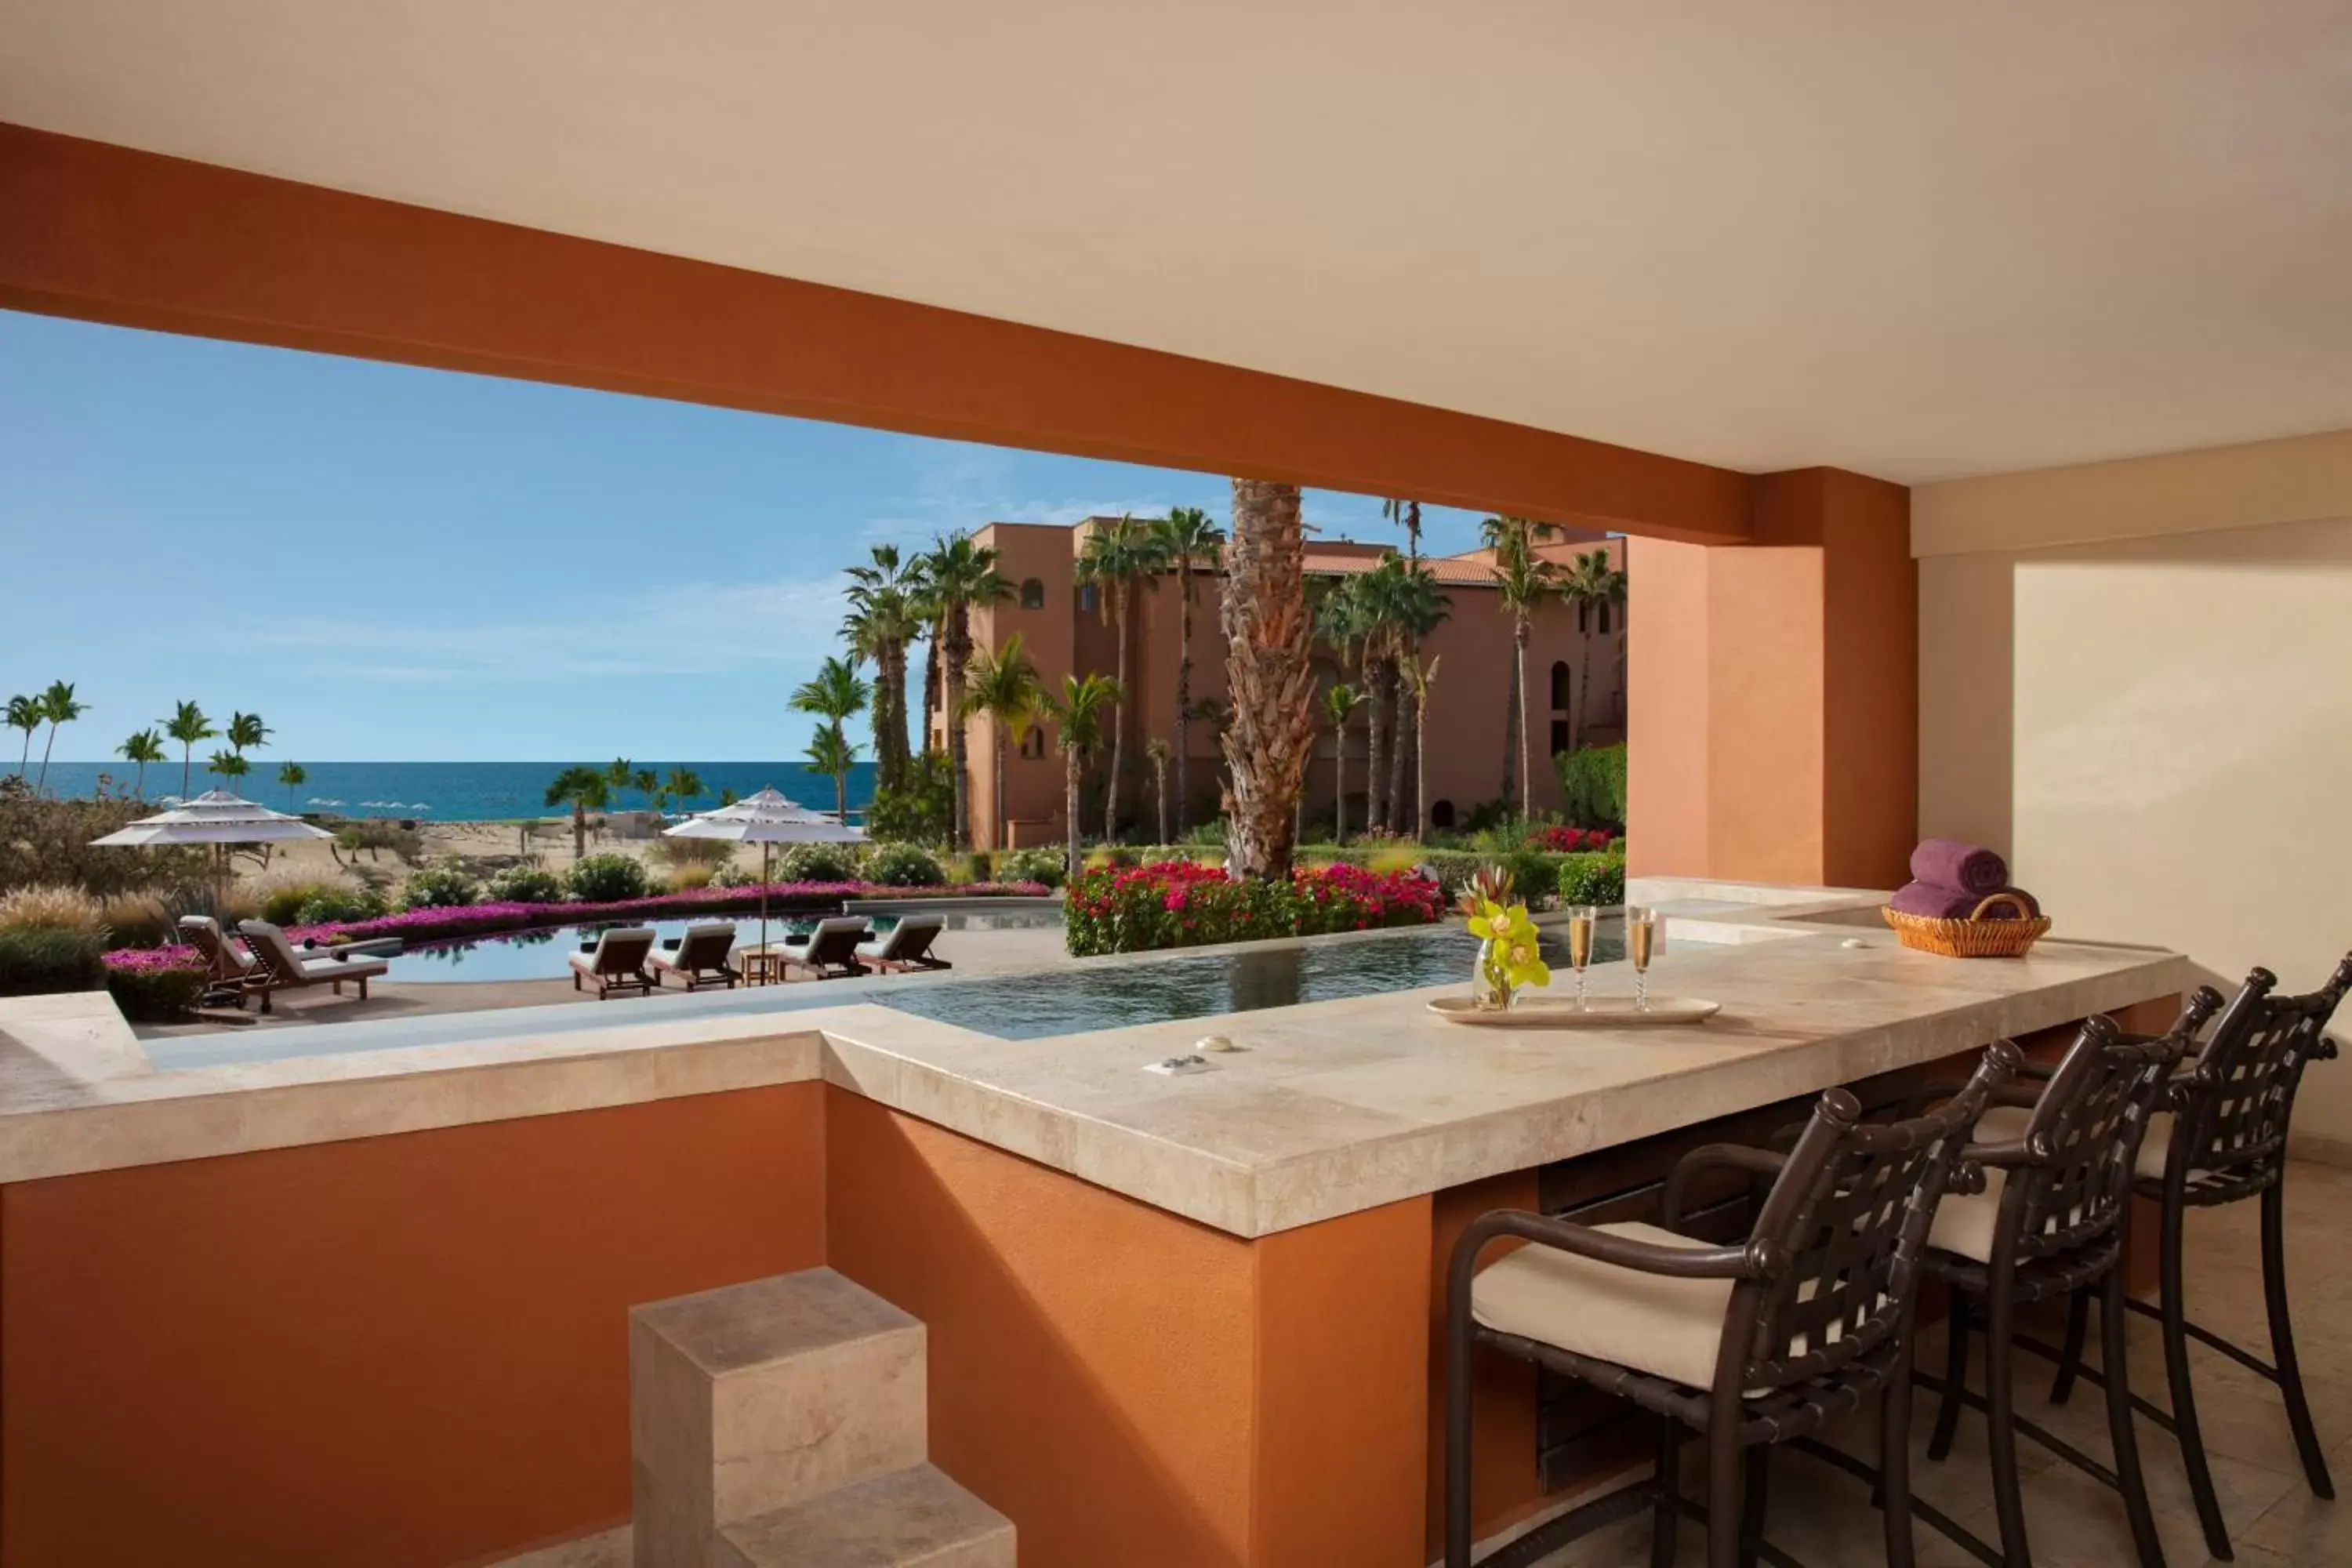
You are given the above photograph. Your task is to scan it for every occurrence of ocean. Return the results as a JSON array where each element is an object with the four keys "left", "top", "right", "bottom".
[{"left": 20, "top": 760, "right": 880, "bottom": 822}]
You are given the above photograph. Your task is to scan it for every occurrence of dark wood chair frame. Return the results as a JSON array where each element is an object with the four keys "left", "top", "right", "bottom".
[
  {"left": 2042, "top": 956, "right": 2351, "bottom": 1561},
  {"left": 1443, "top": 1042, "right": 2020, "bottom": 1568},
  {"left": 1913, "top": 993, "right": 2221, "bottom": 1568}
]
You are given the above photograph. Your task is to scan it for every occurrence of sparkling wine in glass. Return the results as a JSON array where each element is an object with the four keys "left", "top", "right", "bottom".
[
  {"left": 1626, "top": 906, "right": 1659, "bottom": 1011},
  {"left": 1566, "top": 905, "right": 1598, "bottom": 1010}
]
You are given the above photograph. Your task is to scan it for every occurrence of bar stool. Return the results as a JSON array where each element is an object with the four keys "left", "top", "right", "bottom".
[
  {"left": 1915, "top": 994, "right": 2219, "bottom": 1568},
  {"left": 2047, "top": 957, "right": 2352, "bottom": 1560},
  {"left": 1443, "top": 1043, "right": 2019, "bottom": 1568}
]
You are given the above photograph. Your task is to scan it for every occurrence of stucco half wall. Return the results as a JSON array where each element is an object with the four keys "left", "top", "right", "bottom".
[{"left": 1915, "top": 429, "right": 2352, "bottom": 1153}]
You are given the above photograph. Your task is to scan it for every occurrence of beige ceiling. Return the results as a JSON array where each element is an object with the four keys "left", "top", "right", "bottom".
[{"left": 5, "top": 2, "right": 2351, "bottom": 484}]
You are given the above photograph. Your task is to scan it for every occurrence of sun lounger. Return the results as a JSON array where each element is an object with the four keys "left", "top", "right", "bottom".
[
  {"left": 178, "top": 915, "right": 258, "bottom": 1001},
  {"left": 781, "top": 917, "right": 871, "bottom": 982},
  {"left": 650, "top": 921, "right": 739, "bottom": 991},
  {"left": 857, "top": 913, "right": 951, "bottom": 975},
  {"left": 235, "top": 919, "right": 391, "bottom": 1014},
  {"left": 568, "top": 926, "right": 657, "bottom": 1000}
]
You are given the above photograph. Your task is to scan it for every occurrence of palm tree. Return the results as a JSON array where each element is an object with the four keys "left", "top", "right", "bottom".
[
  {"left": 6, "top": 695, "right": 40, "bottom": 778},
  {"left": 1559, "top": 547, "right": 1629, "bottom": 750},
  {"left": 227, "top": 710, "right": 270, "bottom": 757},
  {"left": 1221, "top": 480, "right": 1316, "bottom": 879},
  {"left": 278, "top": 761, "right": 308, "bottom": 811},
  {"left": 1075, "top": 514, "right": 1166, "bottom": 843},
  {"left": 164, "top": 701, "right": 216, "bottom": 798},
  {"left": 666, "top": 767, "right": 706, "bottom": 813},
  {"left": 843, "top": 546, "right": 923, "bottom": 791},
  {"left": 207, "top": 748, "right": 249, "bottom": 786},
  {"left": 913, "top": 533, "right": 1013, "bottom": 849},
  {"left": 1321, "top": 683, "right": 1363, "bottom": 844},
  {"left": 605, "top": 757, "right": 635, "bottom": 808},
  {"left": 796, "top": 725, "right": 853, "bottom": 822},
  {"left": 545, "top": 765, "right": 612, "bottom": 859},
  {"left": 1037, "top": 673, "right": 1122, "bottom": 881},
  {"left": 34, "top": 680, "right": 85, "bottom": 796},
  {"left": 631, "top": 768, "right": 661, "bottom": 815},
  {"left": 1144, "top": 738, "right": 1173, "bottom": 845},
  {"left": 1402, "top": 653, "right": 1441, "bottom": 836},
  {"left": 1482, "top": 517, "right": 1563, "bottom": 813},
  {"left": 957, "top": 633, "right": 1043, "bottom": 851},
  {"left": 1150, "top": 506, "right": 1225, "bottom": 835},
  {"left": 1367, "top": 556, "right": 1451, "bottom": 833},
  {"left": 117, "top": 728, "right": 166, "bottom": 796},
  {"left": 1381, "top": 497, "right": 1424, "bottom": 568}
]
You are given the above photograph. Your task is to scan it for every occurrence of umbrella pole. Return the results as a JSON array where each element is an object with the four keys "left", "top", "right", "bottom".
[{"left": 759, "top": 842, "right": 771, "bottom": 983}]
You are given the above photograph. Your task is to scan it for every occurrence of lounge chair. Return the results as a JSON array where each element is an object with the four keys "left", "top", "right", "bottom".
[
  {"left": 781, "top": 917, "right": 871, "bottom": 982},
  {"left": 235, "top": 919, "right": 391, "bottom": 1014},
  {"left": 650, "top": 922, "right": 740, "bottom": 991},
  {"left": 178, "top": 915, "right": 258, "bottom": 1003},
  {"left": 857, "top": 914, "right": 950, "bottom": 975},
  {"left": 568, "top": 927, "right": 657, "bottom": 1000}
]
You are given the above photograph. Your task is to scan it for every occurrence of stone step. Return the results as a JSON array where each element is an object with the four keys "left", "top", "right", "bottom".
[
  {"left": 715, "top": 1465, "right": 1015, "bottom": 1568},
  {"left": 632, "top": 1269, "right": 927, "bottom": 1568}
]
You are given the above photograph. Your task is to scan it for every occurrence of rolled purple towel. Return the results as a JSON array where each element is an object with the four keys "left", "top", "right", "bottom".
[
  {"left": 1910, "top": 837, "right": 2008, "bottom": 896},
  {"left": 1888, "top": 881, "right": 2042, "bottom": 920}
]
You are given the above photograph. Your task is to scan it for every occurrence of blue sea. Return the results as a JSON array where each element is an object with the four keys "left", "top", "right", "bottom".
[{"left": 20, "top": 760, "right": 880, "bottom": 822}]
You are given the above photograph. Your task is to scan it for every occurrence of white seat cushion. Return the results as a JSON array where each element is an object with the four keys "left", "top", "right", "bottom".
[
  {"left": 2136, "top": 1111, "right": 2175, "bottom": 1181},
  {"left": 1469, "top": 1221, "right": 1732, "bottom": 1390},
  {"left": 1929, "top": 1105, "right": 2031, "bottom": 1263}
]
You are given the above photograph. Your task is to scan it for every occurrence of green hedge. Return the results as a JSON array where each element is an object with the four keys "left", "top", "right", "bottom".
[
  {"left": 0, "top": 927, "right": 107, "bottom": 996},
  {"left": 1554, "top": 743, "right": 1628, "bottom": 829},
  {"left": 107, "top": 963, "right": 209, "bottom": 1021}
]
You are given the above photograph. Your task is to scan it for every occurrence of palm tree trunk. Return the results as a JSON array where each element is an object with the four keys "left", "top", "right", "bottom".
[
  {"left": 946, "top": 614, "right": 973, "bottom": 849},
  {"left": 836, "top": 767, "right": 849, "bottom": 823},
  {"left": 1515, "top": 620, "right": 1532, "bottom": 812},
  {"left": 138, "top": 760, "right": 148, "bottom": 797},
  {"left": 920, "top": 633, "right": 942, "bottom": 756},
  {"left": 1577, "top": 644, "right": 1596, "bottom": 753},
  {"left": 182, "top": 746, "right": 193, "bottom": 798},
  {"left": 572, "top": 803, "right": 587, "bottom": 861},
  {"left": 1334, "top": 726, "right": 1348, "bottom": 846},
  {"left": 1174, "top": 561, "right": 1193, "bottom": 837},
  {"left": 16, "top": 732, "right": 29, "bottom": 776},
  {"left": 1363, "top": 655, "right": 1388, "bottom": 831},
  {"left": 36, "top": 724, "right": 57, "bottom": 795},
  {"left": 1063, "top": 750, "right": 1081, "bottom": 881},
  {"left": 1501, "top": 620, "right": 1524, "bottom": 810},
  {"left": 1385, "top": 663, "right": 1409, "bottom": 834},
  {"left": 1152, "top": 761, "right": 1168, "bottom": 845},
  {"left": 1219, "top": 480, "right": 1316, "bottom": 880},
  {"left": 1414, "top": 684, "right": 1428, "bottom": 837},
  {"left": 993, "top": 731, "right": 1007, "bottom": 851}
]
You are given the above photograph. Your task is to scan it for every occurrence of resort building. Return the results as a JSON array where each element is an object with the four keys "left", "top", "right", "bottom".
[{"left": 931, "top": 519, "right": 1628, "bottom": 846}]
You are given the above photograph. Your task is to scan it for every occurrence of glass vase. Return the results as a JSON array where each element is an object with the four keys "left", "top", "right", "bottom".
[{"left": 1472, "top": 938, "right": 1515, "bottom": 1011}]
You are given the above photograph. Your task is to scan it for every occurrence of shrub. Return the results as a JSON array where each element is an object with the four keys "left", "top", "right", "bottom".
[
  {"left": 1181, "top": 817, "right": 1229, "bottom": 847},
  {"left": 655, "top": 835, "right": 734, "bottom": 868},
  {"left": 1555, "top": 743, "right": 1628, "bottom": 829},
  {"left": 401, "top": 864, "right": 482, "bottom": 910},
  {"left": 711, "top": 862, "right": 761, "bottom": 889},
  {"left": 568, "top": 853, "right": 651, "bottom": 902},
  {"left": 1533, "top": 824, "right": 1615, "bottom": 853},
  {"left": 1065, "top": 860, "right": 1443, "bottom": 956},
  {"left": 98, "top": 891, "right": 176, "bottom": 949},
  {"left": 998, "top": 847, "right": 1067, "bottom": 889},
  {"left": 866, "top": 753, "right": 954, "bottom": 846},
  {"left": 335, "top": 819, "right": 425, "bottom": 864},
  {"left": 103, "top": 949, "right": 208, "bottom": 1019},
  {"left": 0, "top": 927, "right": 107, "bottom": 995},
  {"left": 664, "top": 863, "right": 717, "bottom": 891},
  {"left": 293, "top": 886, "right": 389, "bottom": 926},
  {"left": 256, "top": 876, "right": 336, "bottom": 927},
  {"left": 777, "top": 843, "right": 860, "bottom": 883},
  {"left": 0, "top": 778, "right": 209, "bottom": 898},
  {"left": 485, "top": 864, "right": 566, "bottom": 904},
  {"left": 863, "top": 843, "right": 946, "bottom": 887},
  {"left": 1555, "top": 851, "right": 1626, "bottom": 907},
  {"left": 0, "top": 883, "right": 110, "bottom": 938}
]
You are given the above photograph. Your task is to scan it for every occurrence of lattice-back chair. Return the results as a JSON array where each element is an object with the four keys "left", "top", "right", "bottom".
[
  {"left": 1918, "top": 992, "right": 2219, "bottom": 1568},
  {"left": 1444, "top": 1041, "right": 2020, "bottom": 1568},
  {"left": 2050, "top": 956, "right": 2352, "bottom": 1559}
]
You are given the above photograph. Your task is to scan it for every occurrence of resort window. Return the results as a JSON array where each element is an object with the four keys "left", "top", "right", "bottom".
[
  {"left": 1549, "top": 719, "right": 1571, "bottom": 756},
  {"left": 1020, "top": 728, "right": 1047, "bottom": 759},
  {"left": 1429, "top": 799, "right": 1457, "bottom": 829},
  {"left": 1076, "top": 582, "right": 1098, "bottom": 615},
  {"left": 1549, "top": 660, "right": 1571, "bottom": 710},
  {"left": 1019, "top": 577, "right": 1046, "bottom": 609}
]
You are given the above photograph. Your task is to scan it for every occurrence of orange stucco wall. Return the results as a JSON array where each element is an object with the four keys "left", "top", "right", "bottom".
[
  {"left": 0, "top": 1083, "right": 828, "bottom": 1568},
  {"left": 823, "top": 1088, "right": 1432, "bottom": 1568}
]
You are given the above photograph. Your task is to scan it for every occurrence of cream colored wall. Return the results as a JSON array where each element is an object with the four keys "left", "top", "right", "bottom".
[{"left": 1917, "top": 432, "right": 2352, "bottom": 1150}]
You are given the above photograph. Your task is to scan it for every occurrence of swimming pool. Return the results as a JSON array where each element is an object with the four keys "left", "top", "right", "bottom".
[{"left": 379, "top": 902, "right": 1065, "bottom": 983}]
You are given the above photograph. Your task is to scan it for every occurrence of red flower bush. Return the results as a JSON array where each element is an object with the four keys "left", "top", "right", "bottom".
[
  {"left": 1534, "top": 825, "right": 1615, "bottom": 853},
  {"left": 1065, "top": 859, "right": 1442, "bottom": 956}
]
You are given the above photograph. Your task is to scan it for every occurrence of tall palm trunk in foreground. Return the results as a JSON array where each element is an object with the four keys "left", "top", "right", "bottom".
[{"left": 1220, "top": 480, "right": 1316, "bottom": 879}]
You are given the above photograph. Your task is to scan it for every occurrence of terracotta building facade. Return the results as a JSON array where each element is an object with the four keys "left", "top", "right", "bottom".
[{"left": 927, "top": 518, "right": 1628, "bottom": 849}]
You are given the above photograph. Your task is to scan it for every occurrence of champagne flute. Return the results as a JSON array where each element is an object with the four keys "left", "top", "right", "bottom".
[
  {"left": 1566, "top": 904, "right": 1598, "bottom": 1010},
  {"left": 1626, "top": 905, "right": 1659, "bottom": 1011}
]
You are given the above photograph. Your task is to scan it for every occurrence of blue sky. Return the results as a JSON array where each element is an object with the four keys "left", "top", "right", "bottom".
[{"left": 0, "top": 310, "right": 1492, "bottom": 760}]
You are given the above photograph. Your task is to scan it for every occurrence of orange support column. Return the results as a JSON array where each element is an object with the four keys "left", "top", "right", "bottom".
[{"left": 1628, "top": 468, "right": 1915, "bottom": 888}]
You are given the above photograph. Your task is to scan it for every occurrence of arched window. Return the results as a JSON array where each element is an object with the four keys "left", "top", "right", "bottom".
[
  {"left": 1429, "top": 799, "right": 1457, "bottom": 829},
  {"left": 1549, "top": 660, "right": 1571, "bottom": 711},
  {"left": 1019, "top": 577, "right": 1046, "bottom": 609},
  {"left": 1076, "top": 583, "right": 1099, "bottom": 615},
  {"left": 1549, "top": 720, "right": 1571, "bottom": 757},
  {"left": 1019, "top": 728, "right": 1047, "bottom": 760}
]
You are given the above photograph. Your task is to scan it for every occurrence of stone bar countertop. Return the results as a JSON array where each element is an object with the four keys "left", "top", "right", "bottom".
[{"left": 0, "top": 881, "right": 2187, "bottom": 1236}]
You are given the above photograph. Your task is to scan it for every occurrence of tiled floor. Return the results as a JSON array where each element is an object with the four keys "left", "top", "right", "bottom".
[{"left": 1533, "top": 1159, "right": 2352, "bottom": 1566}]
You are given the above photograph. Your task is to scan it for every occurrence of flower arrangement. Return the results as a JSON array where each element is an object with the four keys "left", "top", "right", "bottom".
[
  {"left": 1065, "top": 859, "right": 1443, "bottom": 957},
  {"left": 1459, "top": 864, "right": 1549, "bottom": 1010}
]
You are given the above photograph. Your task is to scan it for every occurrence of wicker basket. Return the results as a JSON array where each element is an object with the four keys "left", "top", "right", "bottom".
[{"left": 1881, "top": 893, "right": 2050, "bottom": 958}]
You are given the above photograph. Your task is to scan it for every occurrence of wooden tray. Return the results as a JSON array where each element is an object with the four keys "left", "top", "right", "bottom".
[{"left": 1427, "top": 996, "right": 1722, "bottom": 1028}]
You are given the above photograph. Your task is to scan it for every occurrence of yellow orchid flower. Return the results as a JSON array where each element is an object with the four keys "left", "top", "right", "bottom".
[{"left": 1471, "top": 896, "right": 1551, "bottom": 993}]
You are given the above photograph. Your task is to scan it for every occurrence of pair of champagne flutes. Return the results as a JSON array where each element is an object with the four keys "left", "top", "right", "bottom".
[{"left": 1563, "top": 903, "right": 1659, "bottom": 1011}]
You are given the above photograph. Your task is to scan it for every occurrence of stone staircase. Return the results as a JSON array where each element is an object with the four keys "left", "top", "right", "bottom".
[{"left": 630, "top": 1268, "right": 1014, "bottom": 1568}]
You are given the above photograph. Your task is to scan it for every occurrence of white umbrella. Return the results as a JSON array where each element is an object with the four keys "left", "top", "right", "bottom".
[
  {"left": 663, "top": 787, "right": 866, "bottom": 970},
  {"left": 91, "top": 789, "right": 332, "bottom": 913}
]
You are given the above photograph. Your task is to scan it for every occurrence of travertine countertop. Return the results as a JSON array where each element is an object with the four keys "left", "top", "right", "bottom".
[{"left": 0, "top": 886, "right": 2185, "bottom": 1236}]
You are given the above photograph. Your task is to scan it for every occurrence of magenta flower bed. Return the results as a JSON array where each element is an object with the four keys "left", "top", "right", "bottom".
[{"left": 100, "top": 880, "right": 1048, "bottom": 972}]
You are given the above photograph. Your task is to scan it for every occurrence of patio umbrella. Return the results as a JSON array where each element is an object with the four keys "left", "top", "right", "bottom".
[
  {"left": 662, "top": 787, "right": 866, "bottom": 967},
  {"left": 89, "top": 789, "right": 332, "bottom": 915}
]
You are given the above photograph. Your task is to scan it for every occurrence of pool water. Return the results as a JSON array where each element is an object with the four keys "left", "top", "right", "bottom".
[
  {"left": 873, "top": 922, "right": 1622, "bottom": 1041},
  {"left": 380, "top": 904, "right": 1063, "bottom": 983}
]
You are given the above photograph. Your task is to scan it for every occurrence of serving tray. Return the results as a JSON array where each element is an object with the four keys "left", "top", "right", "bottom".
[{"left": 1427, "top": 995, "right": 1722, "bottom": 1027}]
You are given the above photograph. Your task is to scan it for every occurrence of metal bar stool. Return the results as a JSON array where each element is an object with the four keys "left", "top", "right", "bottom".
[
  {"left": 1443, "top": 1044, "right": 2019, "bottom": 1568},
  {"left": 2045, "top": 957, "right": 2351, "bottom": 1560},
  {"left": 1912, "top": 995, "right": 2219, "bottom": 1568}
]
